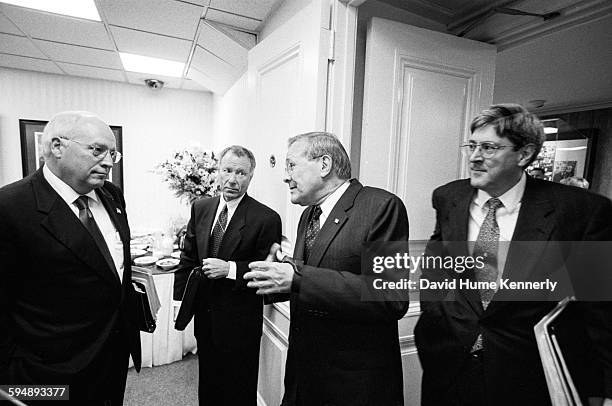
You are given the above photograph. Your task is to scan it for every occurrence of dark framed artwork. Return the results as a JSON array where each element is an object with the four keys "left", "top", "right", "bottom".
[{"left": 19, "top": 119, "right": 124, "bottom": 191}]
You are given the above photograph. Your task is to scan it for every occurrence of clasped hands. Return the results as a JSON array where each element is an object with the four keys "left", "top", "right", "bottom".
[{"left": 243, "top": 243, "right": 294, "bottom": 294}]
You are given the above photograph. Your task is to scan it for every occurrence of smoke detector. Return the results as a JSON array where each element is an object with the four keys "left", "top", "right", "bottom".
[{"left": 144, "top": 79, "right": 164, "bottom": 90}]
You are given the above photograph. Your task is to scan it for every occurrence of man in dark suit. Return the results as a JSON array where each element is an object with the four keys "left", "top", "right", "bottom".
[
  {"left": 244, "top": 132, "right": 410, "bottom": 406},
  {"left": 0, "top": 111, "right": 141, "bottom": 405},
  {"left": 415, "top": 104, "right": 612, "bottom": 406},
  {"left": 173, "top": 145, "right": 282, "bottom": 406}
]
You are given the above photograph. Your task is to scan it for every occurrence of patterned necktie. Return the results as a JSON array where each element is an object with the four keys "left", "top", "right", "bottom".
[
  {"left": 209, "top": 205, "right": 228, "bottom": 258},
  {"left": 73, "top": 195, "right": 117, "bottom": 274},
  {"left": 303, "top": 205, "right": 322, "bottom": 262},
  {"left": 473, "top": 197, "right": 504, "bottom": 307},
  {"left": 471, "top": 197, "right": 504, "bottom": 352}
]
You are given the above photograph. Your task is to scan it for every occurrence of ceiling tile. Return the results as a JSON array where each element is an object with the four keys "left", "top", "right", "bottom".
[
  {"left": 33, "top": 40, "right": 123, "bottom": 69},
  {"left": 198, "top": 23, "right": 247, "bottom": 70},
  {"left": 187, "top": 66, "right": 231, "bottom": 94},
  {"left": 180, "top": 77, "right": 212, "bottom": 92},
  {"left": 211, "top": 23, "right": 257, "bottom": 50},
  {"left": 205, "top": 9, "right": 260, "bottom": 31},
  {"left": 0, "top": 11, "right": 23, "bottom": 35},
  {"left": 209, "top": 0, "right": 279, "bottom": 20},
  {"left": 0, "top": 5, "right": 114, "bottom": 49},
  {"left": 125, "top": 71, "right": 182, "bottom": 89},
  {"left": 99, "top": 0, "right": 202, "bottom": 40},
  {"left": 57, "top": 62, "right": 126, "bottom": 82},
  {"left": 0, "top": 53, "right": 63, "bottom": 74},
  {"left": 191, "top": 45, "right": 239, "bottom": 83},
  {"left": 111, "top": 26, "right": 191, "bottom": 62},
  {"left": 0, "top": 33, "right": 46, "bottom": 58}
]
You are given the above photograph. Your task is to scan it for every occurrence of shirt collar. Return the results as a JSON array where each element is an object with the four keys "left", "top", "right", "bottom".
[
  {"left": 319, "top": 180, "right": 350, "bottom": 218},
  {"left": 221, "top": 192, "right": 246, "bottom": 211},
  {"left": 474, "top": 171, "right": 526, "bottom": 213},
  {"left": 43, "top": 165, "right": 98, "bottom": 206}
]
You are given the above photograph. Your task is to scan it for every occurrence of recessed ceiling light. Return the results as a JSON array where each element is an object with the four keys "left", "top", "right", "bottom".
[
  {"left": 544, "top": 127, "right": 558, "bottom": 134},
  {"left": 0, "top": 0, "right": 101, "bottom": 21},
  {"left": 119, "top": 52, "right": 185, "bottom": 78}
]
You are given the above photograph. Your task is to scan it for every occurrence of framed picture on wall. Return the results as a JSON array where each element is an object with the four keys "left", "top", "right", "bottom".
[
  {"left": 19, "top": 119, "right": 124, "bottom": 191},
  {"left": 527, "top": 128, "right": 597, "bottom": 184}
]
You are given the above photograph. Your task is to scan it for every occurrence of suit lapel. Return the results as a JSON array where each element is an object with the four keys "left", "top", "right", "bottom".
[
  {"left": 33, "top": 171, "right": 120, "bottom": 287},
  {"left": 307, "top": 181, "right": 360, "bottom": 267},
  {"left": 218, "top": 195, "right": 248, "bottom": 259},
  {"left": 494, "top": 178, "right": 555, "bottom": 298},
  {"left": 294, "top": 208, "right": 309, "bottom": 261},
  {"left": 96, "top": 186, "right": 127, "bottom": 284},
  {"left": 450, "top": 183, "right": 482, "bottom": 315},
  {"left": 197, "top": 196, "right": 220, "bottom": 258}
]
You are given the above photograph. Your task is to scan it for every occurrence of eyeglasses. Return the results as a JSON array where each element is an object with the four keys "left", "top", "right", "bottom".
[
  {"left": 460, "top": 142, "right": 515, "bottom": 158},
  {"left": 285, "top": 155, "right": 324, "bottom": 176},
  {"left": 62, "top": 138, "right": 122, "bottom": 163}
]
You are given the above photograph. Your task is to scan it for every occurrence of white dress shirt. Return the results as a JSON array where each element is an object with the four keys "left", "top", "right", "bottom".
[
  {"left": 468, "top": 172, "right": 526, "bottom": 277},
  {"left": 211, "top": 193, "right": 246, "bottom": 280},
  {"left": 43, "top": 165, "right": 124, "bottom": 281},
  {"left": 318, "top": 180, "right": 351, "bottom": 228}
]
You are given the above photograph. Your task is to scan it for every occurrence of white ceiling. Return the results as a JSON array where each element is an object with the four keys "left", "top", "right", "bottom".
[
  {"left": 0, "top": 0, "right": 282, "bottom": 93},
  {"left": 372, "top": 0, "right": 612, "bottom": 110}
]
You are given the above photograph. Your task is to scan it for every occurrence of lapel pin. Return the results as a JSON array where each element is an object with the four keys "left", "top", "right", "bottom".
[
  {"left": 116, "top": 208, "right": 122, "bottom": 214},
  {"left": 334, "top": 218, "right": 339, "bottom": 224}
]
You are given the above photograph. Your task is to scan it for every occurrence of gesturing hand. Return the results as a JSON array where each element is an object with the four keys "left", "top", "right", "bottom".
[{"left": 244, "top": 261, "right": 294, "bottom": 294}]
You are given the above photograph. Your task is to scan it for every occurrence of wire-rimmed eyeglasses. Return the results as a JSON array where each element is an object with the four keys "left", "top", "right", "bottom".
[
  {"left": 62, "top": 138, "right": 122, "bottom": 163},
  {"left": 460, "top": 142, "right": 515, "bottom": 158}
]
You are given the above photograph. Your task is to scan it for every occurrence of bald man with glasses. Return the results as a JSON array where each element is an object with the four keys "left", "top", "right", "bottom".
[{"left": 0, "top": 111, "right": 141, "bottom": 405}]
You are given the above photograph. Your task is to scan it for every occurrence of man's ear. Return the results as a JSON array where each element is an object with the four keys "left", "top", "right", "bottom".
[
  {"left": 320, "top": 155, "right": 333, "bottom": 177},
  {"left": 49, "top": 137, "right": 63, "bottom": 159},
  {"left": 518, "top": 144, "right": 537, "bottom": 167}
]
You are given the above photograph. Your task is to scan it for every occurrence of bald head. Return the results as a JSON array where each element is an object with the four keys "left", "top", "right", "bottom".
[{"left": 43, "top": 111, "right": 117, "bottom": 194}]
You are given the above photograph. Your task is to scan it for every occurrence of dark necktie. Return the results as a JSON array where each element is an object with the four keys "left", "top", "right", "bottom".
[
  {"left": 303, "top": 205, "right": 322, "bottom": 262},
  {"left": 471, "top": 197, "right": 503, "bottom": 352},
  {"left": 209, "top": 205, "right": 228, "bottom": 258},
  {"left": 73, "top": 195, "right": 117, "bottom": 274}
]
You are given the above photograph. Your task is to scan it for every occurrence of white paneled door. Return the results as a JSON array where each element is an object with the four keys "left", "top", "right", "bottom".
[
  {"left": 247, "top": 2, "right": 333, "bottom": 405},
  {"left": 360, "top": 17, "right": 496, "bottom": 240},
  {"left": 247, "top": 0, "right": 332, "bottom": 248},
  {"left": 359, "top": 17, "right": 496, "bottom": 406}
]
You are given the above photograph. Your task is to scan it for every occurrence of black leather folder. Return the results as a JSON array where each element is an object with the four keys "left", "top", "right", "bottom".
[{"left": 175, "top": 266, "right": 203, "bottom": 331}]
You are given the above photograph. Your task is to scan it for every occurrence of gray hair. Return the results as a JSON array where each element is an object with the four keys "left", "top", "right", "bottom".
[
  {"left": 287, "top": 132, "right": 351, "bottom": 179},
  {"left": 219, "top": 145, "right": 256, "bottom": 173},
  {"left": 41, "top": 111, "right": 103, "bottom": 159},
  {"left": 470, "top": 103, "right": 545, "bottom": 167}
]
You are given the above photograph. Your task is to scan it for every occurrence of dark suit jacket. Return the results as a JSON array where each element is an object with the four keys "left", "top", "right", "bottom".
[
  {"left": 0, "top": 169, "right": 141, "bottom": 384},
  {"left": 415, "top": 177, "right": 612, "bottom": 405},
  {"left": 282, "top": 180, "right": 410, "bottom": 406},
  {"left": 173, "top": 194, "right": 282, "bottom": 349}
]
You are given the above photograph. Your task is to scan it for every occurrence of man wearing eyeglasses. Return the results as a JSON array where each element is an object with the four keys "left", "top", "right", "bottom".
[
  {"left": 0, "top": 111, "right": 141, "bottom": 405},
  {"left": 415, "top": 104, "right": 612, "bottom": 405}
]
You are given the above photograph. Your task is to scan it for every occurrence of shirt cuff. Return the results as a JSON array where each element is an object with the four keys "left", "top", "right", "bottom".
[{"left": 226, "top": 261, "right": 236, "bottom": 280}]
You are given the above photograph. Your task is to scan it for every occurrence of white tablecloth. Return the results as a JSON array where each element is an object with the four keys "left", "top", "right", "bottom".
[{"left": 130, "top": 272, "right": 197, "bottom": 368}]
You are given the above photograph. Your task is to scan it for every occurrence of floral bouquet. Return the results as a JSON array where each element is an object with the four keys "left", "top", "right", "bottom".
[{"left": 156, "top": 148, "right": 219, "bottom": 204}]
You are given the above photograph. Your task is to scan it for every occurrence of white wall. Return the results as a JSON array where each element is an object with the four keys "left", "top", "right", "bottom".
[
  {"left": 212, "top": 73, "right": 249, "bottom": 151},
  {"left": 0, "top": 68, "right": 214, "bottom": 231}
]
